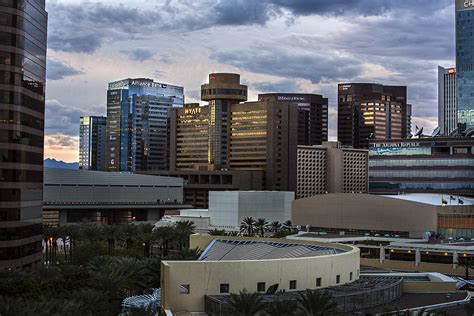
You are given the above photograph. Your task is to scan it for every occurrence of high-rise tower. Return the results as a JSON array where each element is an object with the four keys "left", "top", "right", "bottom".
[
  {"left": 438, "top": 66, "right": 457, "bottom": 135},
  {"left": 456, "top": 0, "right": 474, "bottom": 134},
  {"left": 106, "top": 79, "right": 183, "bottom": 172},
  {"left": 0, "top": 0, "right": 47, "bottom": 268},
  {"left": 201, "top": 73, "right": 247, "bottom": 169},
  {"left": 79, "top": 116, "right": 107, "bottom": 171}
]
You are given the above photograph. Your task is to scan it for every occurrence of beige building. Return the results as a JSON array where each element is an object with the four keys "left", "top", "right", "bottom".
[
  {"left": 297, "top": 142, "right": 368, "bottom": 198},
  {"left": 292, "top": 193, "right": 439, "bottom": 238},
  {"left": 160, "top": 235, "right": 360, "bottom": 314}
]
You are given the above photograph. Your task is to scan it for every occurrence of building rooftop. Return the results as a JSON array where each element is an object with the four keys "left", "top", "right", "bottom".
[
  {"left": 198, "top": 239, "right": 345, "bottom": 261},
  {"left": 382, "top": 194, "right": 474, "bottom": 206},
  {"left": 44, "top": 168, "right": 183, "bottom": 187}
]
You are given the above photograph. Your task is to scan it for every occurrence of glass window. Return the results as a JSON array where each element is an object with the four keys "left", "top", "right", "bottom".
[
  {"left": 336, "top": 275, "right": 341, "bottom": 284},
  {"left": 220, "top": 284, "right": 229, "bottom": 294},
  {"left": 289, "top": 280, "right": 297, "bottom": 290},
  {"left": 179, "top": 284, "right": 190, "bottom": 294},
  {"left": 257, "top": 282, "right": 265, "bottom": 292},
  {"left": 316, "top": 278, "right": 322, "bottom": 287}
]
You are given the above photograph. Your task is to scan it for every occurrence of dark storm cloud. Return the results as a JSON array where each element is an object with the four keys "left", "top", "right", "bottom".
[
  {"left": 122, "top": 48, "right": 155, "bottom": 62},
  {"left": 252, "top": 79, "right": 301, "bottom": 93},
  {"left": 213, "top": 48, "right": 364, "bottom": 84},
  {"left": 47, "top": 0, "right": 451, "bottom": 54},
  {"left": 46, "top": 59, "right": 83, "bottom": 80},
  {"left": 45, "top": 100, "right": 104, "bottom": 136}
]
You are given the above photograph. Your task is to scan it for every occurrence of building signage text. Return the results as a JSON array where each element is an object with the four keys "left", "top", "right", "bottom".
[
  {"left": 184, "top": 107, "right": 202, "bottom": 115},
  {"left": 277, "top": 96, "right": 307, "bottom": 102},
  {"left": 456, "top": 0, "right": 474, "bottom": 10},
  {"left": 372, "top": 142, "right": 421, "bottom": 148}
]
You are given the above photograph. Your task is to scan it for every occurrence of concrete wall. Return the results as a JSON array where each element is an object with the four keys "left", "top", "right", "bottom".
[
  {"left": 361, "top": 258, "right": 474, "bottom": 276},
  {"left": 292, "top": 193, "right": 438, "bottom": 238},
  {"left": 209, "top": 191, "right": 295, "bottom": 230},
  {"left": 161, "top": 236, "right": 360, "bottom": 314}
]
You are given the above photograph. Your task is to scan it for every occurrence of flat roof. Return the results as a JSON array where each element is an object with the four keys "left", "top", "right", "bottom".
[
  {"left": 44, "top": 168, "right": 184, "bottom": 187},
  {"left": 382, "top": 194, "right": 474, "bottom": 206},
  {"left": 198, "top": 239, "right": 345, "bottom": 261}
]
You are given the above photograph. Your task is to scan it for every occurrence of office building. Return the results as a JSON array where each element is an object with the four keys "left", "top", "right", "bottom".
[
  {"left": 338, "top": 83, "right": 408, "bottom": 148},
  {"left": 42, "top": 169, "right": 187, "bottom": 226},
  {"left": 297, "top": 142, "right": 368, "bottom": 198},
  {"left": 406, "top": 103, "right": 412, "bottom": 136},
  {"left": 208, "top": 191, "right": 294, "bottom": 231},
  {"left": 79, "top": 116, "right": 106, "bottom": 171},
  {"left": 201, "top": 73, "right": 247, "bottom": 169},
  {"left": 106, "top": 78, "right": 184, "bottom": 172},
  {"left": 161, "top": 235, "right": 360, "bottom": 314},
  {"left": 456, "top": 0, "right": 474, "bottom": 135},
  {"left": 368, "top": 137, "right": 474, "bottom": 196},
  {"left": 0, "top": 0, "right": 47, "bottom": 268},
  {"left": 258, "top": 93, "right": 328, "bottom": 145},
  {"left": 170, "top": 81, "right": 299, "bottom": 192},
  {"left": 228, "top": 101, "right": 298, "bottom": 191},
  {"left": 438, "top": 66, "right": 457, "bottom": 135}
]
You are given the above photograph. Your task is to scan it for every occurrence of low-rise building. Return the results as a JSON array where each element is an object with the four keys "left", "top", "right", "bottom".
[
  {"left": 292, "top": 193, "right": 474, "bottom": 238},
  {"left": 43, "top": 169, "right": 188, "bottom": 226},
  {"left": 297, "top": 142, "right": 368, "bottom": 198},
  {"left": 369, "top": 136, "right": 474, "bottom": 196},
  {"left": 161, "top": 235, "right": 360, "bottom": 314},
  {"left": 208, "top": 191, "right": 294, "bottom": 231}
]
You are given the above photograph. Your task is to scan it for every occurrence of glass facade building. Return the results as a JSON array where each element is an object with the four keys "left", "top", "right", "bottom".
[
  {"left": 106, "top": 78, "right": 183, "bottom": 172},
  {"left": 438, "top": 66, "right": 457, "bottom": 135},
  {"left": 456, "top": 0, "right": 474, "bottom": 134},
  {"left": 79, "top": 116, "right": 106, "bottom": 171},
  {"left": 369, "top": 137, "right": 474, "bottom": 196},
  {"left": 0, "top": 0, "right": 47, "bottom": 268}
]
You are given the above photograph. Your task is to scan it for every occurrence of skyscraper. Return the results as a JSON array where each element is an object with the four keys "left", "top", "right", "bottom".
[
  {"left": 438, "top": 66, "right": 457, "bottom": 136},
  {"left": 0, "top": 0, "right": 47, "bottom": 268},
  {"left": 338, "top": 83, "right": 408, "bottom": 149},
  {"left": 201, "top": 73, "right": 247, "bottom": 169},
  {"left": 79, "top": 116, "right": 107, "bottom": 171},
  {"left": 258, "top": 93, "right": 328, "bottom": 145},
  {"left": 106, "top": 78, "right": 184, "bottom": 172},
  {"left": 456, "top": 0, "right": 474, "bottom": 134}
]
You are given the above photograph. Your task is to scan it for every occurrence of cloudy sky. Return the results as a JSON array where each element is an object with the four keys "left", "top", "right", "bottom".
[{"left": 45, "top": 0, "right": 455, "bottom": 162}]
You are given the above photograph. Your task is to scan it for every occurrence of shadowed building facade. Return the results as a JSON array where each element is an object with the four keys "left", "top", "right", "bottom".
[
  {"left": 79, "top": 116, "right": 106, "bottom": 171},
  {"left": 338, "top": 83, "right": 408, "bottom": 149},
  {"left": 0, "top": 0, "right": 47, "bottom": 268},
  {"left": 456, "top": 0, "right": 474, "bottom": 135}
]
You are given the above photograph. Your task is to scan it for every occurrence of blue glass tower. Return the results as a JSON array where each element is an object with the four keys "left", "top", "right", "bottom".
[
  {"left": 456, "top": 0, "right": 474, "bottom": 134},
  {"left": 106, "top": 79, "right": 184, "bottom": 172}
]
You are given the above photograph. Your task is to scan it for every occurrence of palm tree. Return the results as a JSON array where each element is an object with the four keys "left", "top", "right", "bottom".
[
  {"left": 254, "top": 218, "right": 269, "bottom": 237},
  {"left": 208, "top": 228, "right": 227, "bottom": 236},
  {"left": 296, "top": 290, "right": 338, "bottom": 316},
  {"left": 240, "top": 217, "right": 256, "bottom": 236},
  {"left": 283, "top": 220, "right": 295, "bottom": 234},
  {"left": 153, "top": 226, "right": 176, "bottom": 257},
  {"left": 459, "top": 256, "right": 474, "bottom": 280},
  {"left": 228, "top": 289, "right": 266, "bottom": 316},
  {"left": 174, "top": 220, "right": 196, "bottom": 249},
  {"left": 167, "top": 247, "right": 202, "bottom": 260},
  {"left": 265, "top": 299, "right": 297, "bottom": 316},
  {"left": 270, "top": 221, "right": 282, "bottom": 234}
]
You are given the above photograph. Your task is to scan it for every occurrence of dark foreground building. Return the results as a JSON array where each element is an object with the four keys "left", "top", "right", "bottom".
[
  {"left": 0, "top": 0, "right": 47, "bottom": 268},
  {"left": 338, "top": 83, "right": 409, "bottom": 149},
  {"left": 369, "top": 137, "right": 474, "bottom": 196}
]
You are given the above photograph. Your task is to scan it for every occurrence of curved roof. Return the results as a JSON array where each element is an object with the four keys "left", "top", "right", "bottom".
[
  {"left": 198, "top": 239, "right": 345, "bottom": 261},
  {"left": 382, "top": 194, "right": 474, "bottom": 206}
]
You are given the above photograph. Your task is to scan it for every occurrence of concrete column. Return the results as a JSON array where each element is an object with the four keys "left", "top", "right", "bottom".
[
  {"left": 379, "top": 246, "right": 385, "bottom": 263},
  {"left": 415, "top": 249, "right": 421, "bottom": 267},
  {"left": 453, "top": 251, "right": 459, "bottom": 269}
]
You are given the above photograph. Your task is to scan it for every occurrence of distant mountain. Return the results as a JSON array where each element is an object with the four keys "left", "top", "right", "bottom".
[{"left": 44, "top": 158, "right": 79, "bottom": 170}]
